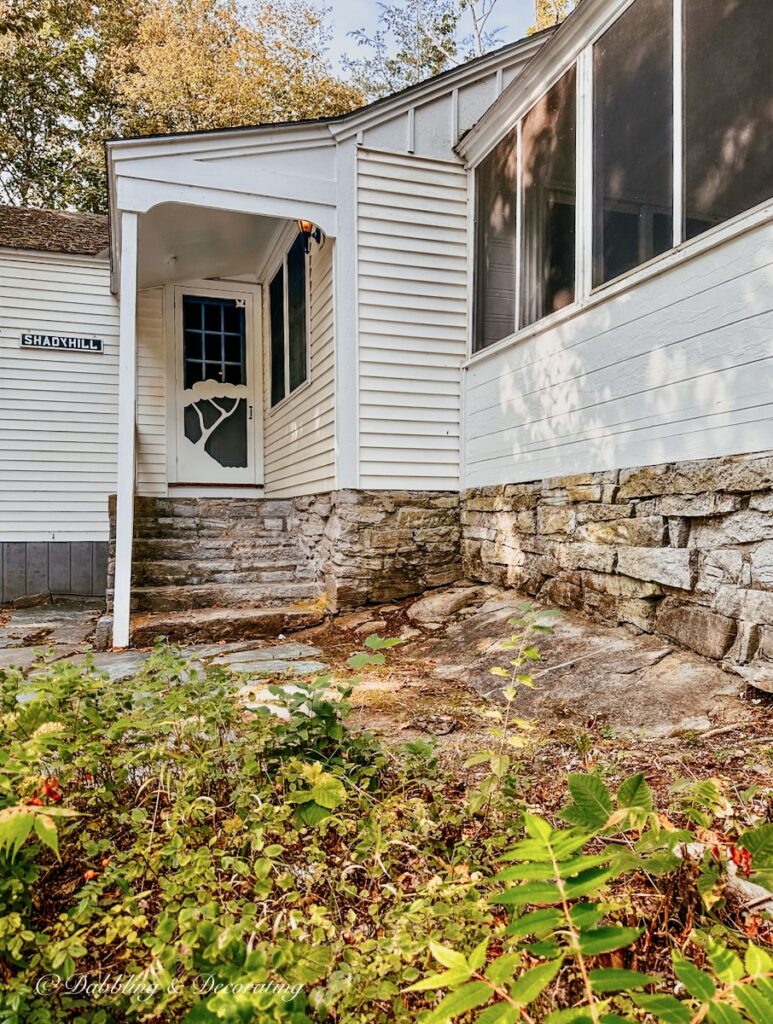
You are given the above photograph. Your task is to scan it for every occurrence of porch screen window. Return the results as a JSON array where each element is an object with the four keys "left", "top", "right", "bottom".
[
  {"left": 474, "top": 128, "right": 517, "bottom": 352},
  {"left": 269, "top": 232, "right": 309, "bottom": 407},
  {"left": 521, "top": 67, "right": 576, "bottom": 329},
  {"left": 593, "top": 0, "right": 673, "bottom": 287},
  {"left": 684, "top": 0, "right": 773, "bottom": 241}
]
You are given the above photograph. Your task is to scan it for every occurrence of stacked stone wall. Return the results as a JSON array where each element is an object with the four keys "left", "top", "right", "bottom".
[
  {"left": 293, "top": 490, "right": 462, "bottom": 611},
  {"left": 462, "top": 452, "right": 773, "bottom": 689},
  {"left": 114, "top": 490, "right": 462, "bottom": 616}
]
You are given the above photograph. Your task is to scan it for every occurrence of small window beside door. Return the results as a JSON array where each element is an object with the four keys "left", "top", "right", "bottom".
[{"left": 269, "top": 232, "right": 309, "bottom": 408}]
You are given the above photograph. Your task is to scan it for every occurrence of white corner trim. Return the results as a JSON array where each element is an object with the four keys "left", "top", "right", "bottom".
[{"left": 112, "top": 210, "right": 139, "bottom": 649}]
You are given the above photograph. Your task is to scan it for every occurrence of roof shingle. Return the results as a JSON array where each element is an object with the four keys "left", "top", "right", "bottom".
[{"left": 0, "top": 205, "right": 109, "bottom": 256}]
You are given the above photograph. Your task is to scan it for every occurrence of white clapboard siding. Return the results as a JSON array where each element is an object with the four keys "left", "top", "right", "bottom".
[
  {"left": 357, "top": 149, "right": 468, "bottom": 490},
  {"left": 463, "top": 221, "right": 773, "bottom": 488},
  {"left": 136, "top": 288, "right": 167, "bottom": 496},
  {"left": 0, "top": 249, "right": 119, "bottom": 541},
  {"left": 263, "top": 235, "right": 336, "bottom": 496}
]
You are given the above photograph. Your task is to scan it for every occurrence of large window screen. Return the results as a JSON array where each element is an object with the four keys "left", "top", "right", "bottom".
[
  {"left": 521, "top": 67, "right": 577, "bottom": 329},
  {"left": 474, "top": 128, "right": 517, "bottom": 352},
  {"left": 684, "top": 0, "right": 773, "bottom": 241},
  {"left": 593, "top": 0, "right": 673, "bottom": 287}
]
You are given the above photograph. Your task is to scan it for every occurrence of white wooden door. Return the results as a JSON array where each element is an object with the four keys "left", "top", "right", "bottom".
[{"left": 173, "top": 285, "right": 262, "bottom": 485}]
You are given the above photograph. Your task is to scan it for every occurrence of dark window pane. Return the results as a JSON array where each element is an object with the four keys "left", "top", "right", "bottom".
[
  {"left": 222, "top": 303, "right": 241, "bottom": 333},
  {"left": 224, "top": 363, "right": 243, "bottom": 385},
  {"left": 204, "top": 302, "right": 222, "bottom": 331},
  {"left": 269, "top": 266, "right": 285, "bottom": 406},
  {"left": 474, "top": 128, "right": 517, "bottom": 351},
  {"left": 183, "top": 296, "right": 203, "bottom": 331},
  {"left": 287, "top": 233, "right": 308, "bottom": 393},
  {"left": 204, "top": 333, "right": 222, "bottom": 362},
  {"left": 593, "top": 0, "right": 673, "bottom": 286},
  {"left": 184, "top": 361, "right": 204, "bottom": 389},
  {"left": 685, "top": 0, "right": 773, "bottom": 240},
  {"left": 224, "top": 335, "right": 242, "bottom": 364},
  {"left": 521, "top": 67, "right": 577, "bottom": 328},
  {"left": 205, "top": 362, "right": 223, "bottom": 382},
  {"left": 184, "top": 328, "right": 203, "bottom": 362}
]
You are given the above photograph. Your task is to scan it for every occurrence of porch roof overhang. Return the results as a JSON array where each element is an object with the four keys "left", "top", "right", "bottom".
[{"left": 107, "top": 121, "right": 339, "bottom": 292}]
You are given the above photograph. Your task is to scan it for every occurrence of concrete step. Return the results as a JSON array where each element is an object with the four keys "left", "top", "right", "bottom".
[
  {"left": 114, "top": 581, "right": 323, "bottom": 612},
  {"left": 126, "top": 602, "right": 327, "bottom": 646},
  {"left": 132, "top": 558, "right": 313, "bottom": 587}
]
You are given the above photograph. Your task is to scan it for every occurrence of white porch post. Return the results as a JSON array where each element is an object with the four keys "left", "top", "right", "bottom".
[{"left": 112, "top": 210, "right": 139, "bottom": 649}]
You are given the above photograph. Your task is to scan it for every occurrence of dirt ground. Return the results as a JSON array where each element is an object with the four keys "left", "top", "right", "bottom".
[{"left": 291, "top": 593, "right": 773, "bottom": 824}]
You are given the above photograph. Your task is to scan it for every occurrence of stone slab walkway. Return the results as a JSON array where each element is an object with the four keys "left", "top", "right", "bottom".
[
  {"left": 0, "top": 585, "right": 760, "bottom": 737},
  {"left": 409, "top": 590, "right": 746, "bottom": 737}
]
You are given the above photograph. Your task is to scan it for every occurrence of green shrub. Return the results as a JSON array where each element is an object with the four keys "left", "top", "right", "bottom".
[{"left": 0, "top": 619, "right": 770, "bottom": 1024}]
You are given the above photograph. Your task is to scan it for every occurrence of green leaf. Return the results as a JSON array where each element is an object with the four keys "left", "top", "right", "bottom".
[
  {"left": 734, "top": 983, "right": 773, "bottom": 1024},
  {"left": 577, "top": 927, "right": 642, "bottom": 955},
  {"left": 672, "top": 954, "right": 716, "bottom": 1002},
  {"left": 562, "top": 774, "right": 613, "bottom": 830},
  {"left": 429, "top": 942, "right": 470, "bottom": 973},
  {"left": 745, "top": 943, "right": 773, "bottom": 978},
  {"left": 424, "top": 982, "right": 492, "bottom": 1024},
  {"left": 505, "top": 908, "right": 562, "bottom": 939},
  {"left": 294, "top": 801, "right": 331, "bottom": 827},
  {"left": 708, "top": 940, "right": 744, "bottom": 984},
  {"left": 33, "top": 813, "right": 59, "bottom": 858},
  {"left": 510, "top": 959, "right": 563, "bottom": 1007},
  {"left": 563, "top": 865, "right": 618, "bottom": 900},
  {"left": 0, "top": 808, "right": 35, "bottom": 860},
  {"left": 617, "top": 772, "right": 653, "bottom": 812},
  {"left": 484, "top": 953, "right": 522, "bottom": 986},
  {"left": 491, "top": 881, "right": 561, "bottom": 906},
  {"left": 633, "top": 993, "right": 692, "bottom": 1024},
  {"left": 589, "top": 968, "right": 657, "bottom": 992},
  {"left": 474, "top": 1003, "right": 518, "bottom": 1024},
  {"left": 523, "top": 813, "right": 552, "bottom": 841},
  {"left": 544, "top": 1011, "right": 594, "bottom": 1024},
  {"left": 738, "top": 823, "right": 773, "bottom": 865},
  {"left": 406, "top": 969, "right": 473, "bottom": 993},
  {"left": 469, "top": 939, "right": 489, "bottom": 972},
  {"left": 308, "top": 774, "right": 347, "bottom": 810},
  {"left": 707, "top": 1003, "right": 744, "bottom": 1024}
]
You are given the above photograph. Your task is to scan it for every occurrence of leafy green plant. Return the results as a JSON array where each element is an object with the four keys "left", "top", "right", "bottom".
[
  {"left": 465, "top": 604, "right": 558, "bottom": 818},
  {"left": 409, "top": 771, "right": 773, "bottom": 1024}
]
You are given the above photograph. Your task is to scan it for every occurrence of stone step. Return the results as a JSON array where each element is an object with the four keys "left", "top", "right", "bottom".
[
  {"left": 127, "top": 537, "right": 305, "bottom": 560},
  {"left": 114, "top": 581, "right": 323, "bottom": 613},
  {"left": 132, "top": 558, "right": 313, "bottom": 587},
  {"left": 133, "top": 497, "right": 295, "bottom": 520},
  {"left": 131, "top": 518, "right": 294, "bottom": 541},
  {"left": 98, "top": 603, "right": 327, "bottom": 648}
]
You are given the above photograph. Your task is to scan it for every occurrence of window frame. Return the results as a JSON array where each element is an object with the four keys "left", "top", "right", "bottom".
[
  {"left": 468, "top": 0, "right": 773, "bottom": 362},
  {"left": 266, "top": 229, "right": 312, "bottom": 412}
]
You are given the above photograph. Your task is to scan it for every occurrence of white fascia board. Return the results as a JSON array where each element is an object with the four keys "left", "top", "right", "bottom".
[
  {"left": 457, "top": 0, "right": 632, "bottom": 167},
  {"left": 106, "top": 120, "right": 334, "bottom": 162},
  {"left": 328, "top": 35, "right": 550, "bottom": 143}
]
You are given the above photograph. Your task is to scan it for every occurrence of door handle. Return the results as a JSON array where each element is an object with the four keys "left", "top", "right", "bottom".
[{"left": 249, "top": 405, "right": 254, "bottom": 420}]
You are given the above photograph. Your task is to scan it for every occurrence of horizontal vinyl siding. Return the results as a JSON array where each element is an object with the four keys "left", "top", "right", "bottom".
[
  {"left": 136, "top": 288, "right": 167, "bottom": 496},
  {"left": 357, "top": 149, "right": 468, "bottom": 490},
  {"left": 263, "top": 235, "right": 336, "bottom": 496},
  {"left": 0, "top": 249, "right": 119, "bottom": 542},
  {"left": 463, "top": 220, "right": 773, "bottom": 488}
]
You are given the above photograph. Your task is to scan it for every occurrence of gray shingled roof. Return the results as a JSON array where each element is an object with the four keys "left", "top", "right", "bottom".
[{"left": 0, "top": 205, "right": 109, "bottom": 256}]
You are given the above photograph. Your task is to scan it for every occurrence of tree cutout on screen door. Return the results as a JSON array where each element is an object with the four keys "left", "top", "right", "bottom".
[{"left": 183, "top": 379, "right": 248, "bottom": 467}]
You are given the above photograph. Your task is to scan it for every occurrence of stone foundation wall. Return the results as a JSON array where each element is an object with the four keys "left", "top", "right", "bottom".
[
  {"left": 462, "top": 452, "right": 773, "bottom": 689},
  {"left": 293, "top": 489, "right": 462, "bottom": 611},
  {"left": 115, "top": 490, "right": 462, "bottom": 615}
]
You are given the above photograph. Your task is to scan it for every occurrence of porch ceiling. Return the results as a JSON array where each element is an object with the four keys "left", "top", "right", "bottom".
[{"left": 137, "top": 202, "right": 283, "bottom": 289}]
